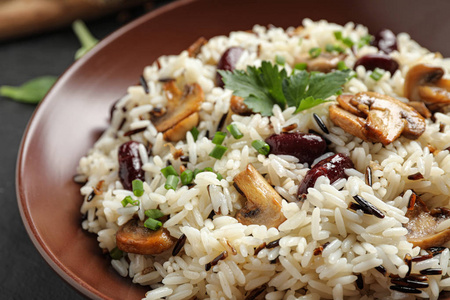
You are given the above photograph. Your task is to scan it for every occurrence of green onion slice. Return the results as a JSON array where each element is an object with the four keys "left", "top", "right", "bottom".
[
  {"left": 161, "top": 165, "right": 178, "bottom": 178},
  {"left": 294, "top": 63, "right": 308, "bottom": 71},
  {"left": 334, "top": 31, "right": 343, "bottom": 40},
  {"left": 164, "top": 174, "right": 179, "bottom": 190},
  {"left": 110, "top": 247, "right": 123, "bottom": 260},
  {"left": 370, "top": 68, "right": 385, "bottom": 81},
  {"left": 226, "top": 123, "right": 243, "bottom": 139},
  {"left": 145, "top": 209, "right": 164, "bottom": 219},
  {"left": 252, "top": 140, "right": 270, "bottom": 155},
  {"left": 337, "top": 61, "right": 348, "bottom": 71},
  {"left": 180, "top": 169, "right": 194, "bottom": 185},
  {"left": 212, "top": 131, "right": 226, "bottom": 145},
  {"left": 132, "top": 179, "right": 144, "bottom": 197},
  {"left": 209, "top": 145, "right": 228, "bottom": 159},
  {"left": 308, "top": 47, "right": 322, "bottom": 58},
  {"left": 144, "top": 218, "right": 162, "bottom": 230},
  {"left": 121, "top": 196, "right": 139, "bottom": 207},
  {"left": 190, "top": 127, "right": 199, "bottom": 141},
  {"left": 275, "top": 55, "right": 286, "bottom": 66}
]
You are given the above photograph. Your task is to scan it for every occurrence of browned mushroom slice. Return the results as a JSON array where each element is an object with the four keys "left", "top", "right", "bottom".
[
  {"left": 116, "top": 218, "right": 176, "bottom": 255},
  {"left": 230, "top": 95, "right": 253, "bottom": 115},
  {"left": 408, "top": 101, "right": 432, "bottom": 119},
  {"left": 234, "top": 164, "right": 286, "bottom": 228},
  {"left": 151, "top": 81, "right": 204, "bottom": 141},
  {"left": 404, "top": 63, "right": 450, "bottom": 113},
  {"left": 294, "top": 53, "right": 346, "bottom": 73},
  {"left": 405, "top": 194, "right": 450, "bottom": 249},
  {"left": 187, "top": 37, "right": 207, "bottom": 57},
  {"left": 330, "top": 92, "right": 426, "bottom": 145}
]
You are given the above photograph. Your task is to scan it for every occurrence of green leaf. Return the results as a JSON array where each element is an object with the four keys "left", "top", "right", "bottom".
[
  {"left": 282, "top": 71, "right": 309, "bottom": 107},
  {"left": 0, "top": 76, "right": 57, "bottom": 104},
  {"left": 72, "top": 20, "right": 99, "bottom": 60},
  {"left": 244, "top": 95, "right": 274, "bottom": 117},
  {"left": 259, "top": 61, "right": 287, "bottom": 107},
  {"left": 295, "top": 96, "right": 328, "bottom": 113},
  {"left": 305, "top": 69, "right": 351, "bottom": 100}
]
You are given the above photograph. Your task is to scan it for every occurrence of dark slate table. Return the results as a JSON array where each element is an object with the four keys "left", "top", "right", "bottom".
[{"left": 0, "top": 1, "right": 172, "bottom": 298}]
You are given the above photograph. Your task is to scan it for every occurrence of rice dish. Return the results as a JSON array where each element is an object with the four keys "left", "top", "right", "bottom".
[{"left": 77, "top": 19, "right": 450, "bottom": 299}]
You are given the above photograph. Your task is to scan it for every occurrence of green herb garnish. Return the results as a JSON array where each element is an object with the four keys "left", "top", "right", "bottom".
[
  {"left": 164, "top": 175, "right": 179, "bottom": 190},
  {"left": 145, "top": 209, "right": 164, "bottom": 219},
  {"left": 72, "top": 20, "right": 99, "bottom": 60},
  {"left": 110, "top": 247, "right": 123, "bottom": 260},
  {"left": 212, "top": 131, "right": 226, "bottom": 145},
  {"left": 190, "top": 127, "right": 199, "bottom": 141},
  {"left": 0, "top": 76, "right": 57, "bottom": 104},
  {"left": 180, "top": 169, "right": 194, "bottom": 185},
  {"left": 275, "top": 55, "right": 286, "bottom": 66},
  {"left": 358, "top": 34, "right": 373, "bottom": 48},
  {"left": 226, "top": 123, "right": 243, "bottom": 139},
  {"left": 144, "top": 218, "right": 162, "bottom": 230},
  {"left": 370, "top": 68, "right": 385, "bottom": 81},
  {"left": 252, "top": 140, "right": 270, "bottom": 155},
  {"left": 294, "top": 63, "right": 308, "bottom": 71},
  {"left": 132, "top": 179, "right": 144, "bottom": 197},
  {"left": 121, "top": 196, "right": 139, "bottom": 207},
  {"left": 161, "top": 165, "right": 178, "bottom": 178},
  {"left": 308, "top": 47, "right": 322, "bottom": 58},
  {"left": 337, "top": 61, "right": 348, "bottom": 71},
  {"left": 219, "top": 61, "right": 351, "bottom": 116},
  {"left": 209, "top": 145, "right": 228, "bottom": 159}
]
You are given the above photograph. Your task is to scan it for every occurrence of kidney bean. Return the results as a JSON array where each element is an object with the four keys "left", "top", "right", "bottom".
[
  {"left": 216, "top": 47, "right": 244, "bottom": 87},
  {"left": 297, "top": 153, "right": 354, "bottom": 197},
  {"left": 118, "top": 141, "right": 145, "bottom": 190},
  {"left": 371, "top": 29, "right": 397, "bottom": 54},
  {"left": 354, "top": 54, "right": 399, "bottom": 74},
  {"left": 265, "top": 132, "right": 326, "bottom": 165}
]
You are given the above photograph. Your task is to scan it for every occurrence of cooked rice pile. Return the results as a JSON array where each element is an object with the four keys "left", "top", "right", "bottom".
[{"left": 78, "top": 19, "right": 450, "bottom": 299}]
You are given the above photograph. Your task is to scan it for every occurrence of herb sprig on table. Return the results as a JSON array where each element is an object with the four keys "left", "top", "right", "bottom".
[
  {"left": 219, "top": 61, "right": 351, "bottom": 116},
  {"left": 0, "top": 20, "right": 98, "bottom": 104}
]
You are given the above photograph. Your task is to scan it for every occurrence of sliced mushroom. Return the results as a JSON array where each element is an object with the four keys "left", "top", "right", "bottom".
[
  {"left": 151, "top": 81, "right": 204, "bottom": 142},
  {"left": 234, "top": 164, "right": 286, "bottom": 228},
  {"left": 405, "top": 193, "right": 450, "bottom": 249},
  {"left": 187, "top": 36, "right": 207, "bottom": 57},
  {"left": 116, "top": 218, "right": 176, "bottom": 255},
  {"left": 294, "top": 53, "right": 346, "bottom": 73},
  {"left": 230, "top": 95, "right": 253, "bottom": 115},
  {"left": 404, "top": 63, "right": 450, "bottom": 113},
  {"left": 329, "top": 92, "right": 426, "bottom": 145}
]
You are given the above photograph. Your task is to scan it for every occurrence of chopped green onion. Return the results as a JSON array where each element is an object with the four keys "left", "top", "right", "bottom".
[
  {"left": 212, "top": 131, "right": 226, "bottom": 145},
  {"left": 342, "top": 37, "right": 354, "bottom": 47},
  {"left": 121, "top": 196, "right": 139, "bottom": 207},
  {"left": 333, "top": 45, "right": 345, "bottom": 53},
  {"left": 337, "top": 61, "right": 348, "bottom": 71},
  {"left": 110, "top": 247, "right": 123, "bottom": 260},
  {"left": 209, "top": 145, "right": 228, "bottom": 159},
  {"left": 294, "top": 63, "right": 308, "bottom": 71},
  {"left": 164, "top": 175, "right": 179, "bottom": 190},
  {"left": 180, "top": 169, "right": 194, "bottom": 185},
  {"left": 226, "top": 123, "right": 243, "bottom": 139},
  {"left": 370, "top": 68, "right": 385, "bottom": 81},
  {"left": 350, "top": 71, "right": 358, "bottom": 79},
  {"left": 216, "top": 173, "right": 223, "bottom": 181},
  {"left": 308, "top": 47, "right": 321, "bottom": 58},
  {"left": 161, "top": 165, "right": 178, "bottom": 178},
  {"left": 144, "top": 218, "right": 162, "bottom": 230},
  {"left": 193, "top": 168, "right": 202, "bottom": 178},
  {"left": 334, "top": 31, "right": 343, "bottom": 40},
  {"left": 358, "top": 34, "right": 373, "bottom": 48},
  {"left": 190, "top": 127, "right": 199, "bottom": 141},
  {"left": 252, "top": 140, "right": 270, "bottom": 155},
  {"left": 203, "top": 167, "right": 214, "bottom": 172},
  {"left": 275, "top": 55, "right": 286, "bottom": 66},
  {"left": 145, "top": 209, "right": 164, "bottom": 219},
  {"left": 325, "top": 44, "right": 334, "bottom": 52},
  {"left": 132, "top": 179, "right": 144, "bottom": 197}
]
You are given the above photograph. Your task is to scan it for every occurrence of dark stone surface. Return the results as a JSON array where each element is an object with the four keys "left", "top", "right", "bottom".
[{"left": 0, "top": 2, "right": 171, "bottom": 298}]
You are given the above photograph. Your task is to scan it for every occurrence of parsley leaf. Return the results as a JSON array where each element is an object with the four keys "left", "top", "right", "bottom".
[
  {"left": 0, "top": 76, "right": 57, "bottom": 104},
  {"left": 219, "top": 61, "right": 351, "bottom": 116}
]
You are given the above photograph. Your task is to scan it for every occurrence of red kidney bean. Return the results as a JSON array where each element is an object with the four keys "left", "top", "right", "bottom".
[
  {"left": 354, "top": 54, "right": 399, "bottom": 74},
  {"left": 118, "top": 141, "right": 145, "bottom": 190},
  {"left": 216, "top": 47, "right": 244, "bottom": 87},
  {"left": 371, "top": 29, "right": 397, "bottom": 54},
  {"left": 297, "top": 153, "right": 354, "bottom": 197},
  {"left": 265, "top": 132, "right": 326, "bottom": 165}
]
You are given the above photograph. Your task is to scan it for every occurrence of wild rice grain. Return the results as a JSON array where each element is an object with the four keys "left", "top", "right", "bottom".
[
  {"left": 352, "top": 195, "right": 385, "bottom": 219},
  {"left": 205, "top": 251, "right": 228, "bottom": 271},
  {"left": 365, "top": 166, "right": 372, "bottom": 186},
  {"left": 420, "top": 268, "right": 442, "bottom": 275},
  {"left": 313, "top": 113, "right": 329, "bottom": 134},
  {"left": 389, "top": 285, "right": 422, "bottom": 294},
  {"left": 140, "top": 75, "right": 150, "bottom": 94},
  {"left": 172, "top": 234, "right": 187, "bottom": 256}
]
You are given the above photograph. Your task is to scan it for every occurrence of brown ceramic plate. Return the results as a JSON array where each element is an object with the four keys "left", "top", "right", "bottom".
[{"left": 16, "top": 0, "right": 450, "bottom": 299}]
